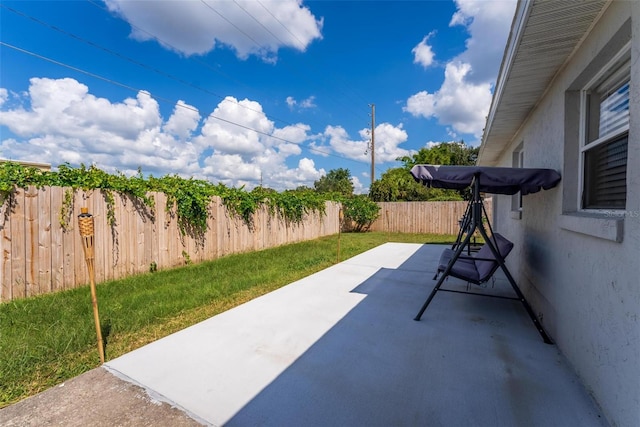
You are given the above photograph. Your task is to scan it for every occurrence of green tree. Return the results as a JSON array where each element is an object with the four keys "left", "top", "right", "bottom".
[
  {"left": 398, "top": 141, "right": 478, "bottom": 169},
  {"left": 369, "top": 167, "right": 462, "bottom": 202},
  {"left": 313, "top": 168, "right": 354, "bottom": 196},
  {"left": 375, "top": 141, "right": 478, "bottom": 201},
  {"left": 369, "top": 168, "right": 429, "bottom": 201}
]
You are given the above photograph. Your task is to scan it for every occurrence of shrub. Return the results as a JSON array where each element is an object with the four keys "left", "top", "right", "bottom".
[{"left": 341, "top": 195, "right": 380, "bottom": 232}]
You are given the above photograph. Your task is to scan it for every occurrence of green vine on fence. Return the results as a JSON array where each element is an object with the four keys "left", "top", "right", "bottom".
[
  {"left": 59, "top": 188, "right": 74, "bottom": 231},
  {"left": 0, "top": 162, "right": 335, "bottom": 236}
]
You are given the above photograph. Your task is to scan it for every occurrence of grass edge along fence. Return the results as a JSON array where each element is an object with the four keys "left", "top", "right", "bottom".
[
  {"left": 0, "top": 232, "right": 457, "bottom": 408},
  {"left": 1, "top": 186, "right": 340, "bottom": 302}
]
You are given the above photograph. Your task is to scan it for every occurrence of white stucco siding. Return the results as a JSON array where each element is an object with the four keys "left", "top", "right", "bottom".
[{"left": 489, "top": 2, "right": 639, "bottom": 426}]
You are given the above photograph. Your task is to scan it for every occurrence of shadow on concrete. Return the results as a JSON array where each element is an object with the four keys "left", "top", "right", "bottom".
[{"left": 224, "top": 244, "right": 606, "bottom": 426}]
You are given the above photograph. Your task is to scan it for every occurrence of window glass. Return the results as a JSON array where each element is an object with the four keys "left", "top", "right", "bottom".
[
  {"left": 583, "top": 135, "right": 627, "bottom": 209},
  {"left": 598, "top": 81, "right": 629, "bottom": 138},
  {"left": 581, "top": 55, "right": 629, "bottom": 210}
]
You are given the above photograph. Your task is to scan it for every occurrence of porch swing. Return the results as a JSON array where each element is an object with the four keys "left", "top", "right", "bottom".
[{"left": 410, "top": 164, "right": 561, "bottom": 344}]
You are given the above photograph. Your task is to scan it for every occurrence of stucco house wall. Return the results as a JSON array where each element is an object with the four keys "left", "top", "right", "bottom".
[{"left": 482, "top": 2, "right": 639, "bottom": 426}]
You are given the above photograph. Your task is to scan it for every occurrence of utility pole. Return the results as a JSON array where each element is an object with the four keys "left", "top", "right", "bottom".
[{"left": 369, "top": 103, "right": 375, "bottom": 186}]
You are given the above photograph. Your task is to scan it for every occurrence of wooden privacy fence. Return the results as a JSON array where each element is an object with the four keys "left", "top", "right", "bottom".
[
  {"left": 369, "top": 199, "right": 493, "bottom": 235},
  {"left": 1, "top": 186, "right": 340, "bottom": 302}
]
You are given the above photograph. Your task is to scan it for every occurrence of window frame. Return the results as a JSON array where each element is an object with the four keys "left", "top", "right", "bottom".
[
  {"left": 511, "top": 143, "right": 524, "bottom": 218},
  {"left": 577, "top": 43, "right": 630, "bottom": 212}
]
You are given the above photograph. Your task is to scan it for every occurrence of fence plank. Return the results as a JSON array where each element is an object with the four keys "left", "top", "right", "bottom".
[
  {"left": 2, "top": 186, "right": 349, "bottom": 301},
  {"left": 60, "top": 188, "right": 75, "bottom": 290},
  {"left": 135, "top": 200, "right": 145, "bottom": 274},
  {"left": 145, "top": 201, "right": 155, "bottom": 274},
  {"left": 24, "top": 186, "right": 39, "bottom": 297},
  {"left": 11, "top": 188, "right": 26, "bottom": 299},
  {"left": 1, "top": 192, "right": 13, "bottom": 302},
  {"left": 38, "top": 186, "right": 52, "bottom": 295},
  {"left": 92, "top": 191, "right": 106, "bottom": 283},
  {"left": 118, "top": 194, "right": 130, "bottom": 278},
  {"left": 156, "top": 193, "right": 169, "bottom": 270},
  {"left": 368, "top": 200, "right": 493, "bottom": 235}
]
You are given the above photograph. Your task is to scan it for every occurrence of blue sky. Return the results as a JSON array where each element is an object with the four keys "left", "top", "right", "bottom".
[{"left": 0, "top": 0, "right": 516, "bottom": 193}]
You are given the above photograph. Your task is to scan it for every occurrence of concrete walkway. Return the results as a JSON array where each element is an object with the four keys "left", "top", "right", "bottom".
[{"left": 1, "top": 243, "right": 608, "bottom": 426}]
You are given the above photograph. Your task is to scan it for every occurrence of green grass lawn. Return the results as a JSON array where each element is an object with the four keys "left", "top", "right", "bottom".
[{"left": 0, "top": 232, "right": 455, "bottom": 408}]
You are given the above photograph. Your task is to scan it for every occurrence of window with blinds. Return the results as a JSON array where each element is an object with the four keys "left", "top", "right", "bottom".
[
  {"left": 583, "top": 134, "right": 627, "bottom": 209},
  {"left": 581, "top": 55, "right": 629, "bottom": 210}
]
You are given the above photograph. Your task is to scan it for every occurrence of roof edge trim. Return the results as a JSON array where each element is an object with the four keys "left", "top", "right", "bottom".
[{"left": 478, "top": 0, "right": 532, "bottom": 164}]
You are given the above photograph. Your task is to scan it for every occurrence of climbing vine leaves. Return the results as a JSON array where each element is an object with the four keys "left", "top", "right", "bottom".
[{"left": 0, "top": 162, "right": 334, "bottom": 236}]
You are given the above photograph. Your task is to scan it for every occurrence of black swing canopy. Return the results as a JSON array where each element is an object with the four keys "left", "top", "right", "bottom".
[
  {"left": 410, "top": 164, "right": 561, "bottom": 195},
  {"left": 410, "top": 164, "right": 561, "bottom": 344}
]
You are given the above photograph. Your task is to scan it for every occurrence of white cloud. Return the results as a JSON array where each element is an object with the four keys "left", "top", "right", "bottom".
[
  {"left": 326, "top": 125, "right": 368, "bottom": 161},
  {"left": 163, "top": 100, "right": 201, "bottom": 140},
  {"left": 285, "top": 95, "right": 316, "bottom": 110},
  {"left": 425, "top": 141, "right": 440, "bottom": 149},
  {"left": 424, "top": 140, "right": 460, "bottom": 149},
  {"left": 299, "top": 96, "right": 316, "bottom": 109},
  {"left": 267, "top": 157, "right": 325, "bottom": 189},
  {"left": 105, "top": 0, "right": 323, "bottom": 62},
  {"left": 196, "top": 96, "right": 272, "bottom": 155},
  {"left": 183, "top": 96, "right": 324, "bottom": 189},
  {"left": 450, "top": 0, "right": 516, "bottom": 83},
  {"left": 405, "top": 62, "right": 492, "bottom": 138},
  {"left": 404, "top": 0, "right": 516, "bottom": 139},
  {"left": 0, "top": 77, "right": 324, "bottom": 190},
  {"left": 0, "top": 78, "right": 179, "bottom": 168},
  {"left": 0, "top": 89, "right": 7, "bottom": 107},
  {"left": 202, "top": 153, "right": 260, "bottom": 182},
  {"left": 412, "top": 32, "right": 436, "bottom": 68},
  {"left": 366, "top": 123, "right": 415, "bottom": 163},
  {"left": 316, "top": 122, "right": 414, "bottom": 164},
  {"left": 351, "top": 175, "right": 366, "bottom": 195},
  {"left": 405, "top": 91, "right": 435, "bottom": 121},
  {"left": 271, "top": 123, "right": 309, "bottom": 145}
]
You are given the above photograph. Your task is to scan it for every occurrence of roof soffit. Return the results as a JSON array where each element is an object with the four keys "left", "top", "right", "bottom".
[{"left": 478, "top": 0, "right": 610, "bottom": 166}]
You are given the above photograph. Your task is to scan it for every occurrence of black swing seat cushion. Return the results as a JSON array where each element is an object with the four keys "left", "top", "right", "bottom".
[{"left": 437, "top": 233, "right": 514, "bottom": 284}]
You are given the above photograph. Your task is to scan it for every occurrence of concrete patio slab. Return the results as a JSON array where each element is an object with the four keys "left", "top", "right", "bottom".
[{"left": 101, "top": 242, "right": 607, "bottom": 426}]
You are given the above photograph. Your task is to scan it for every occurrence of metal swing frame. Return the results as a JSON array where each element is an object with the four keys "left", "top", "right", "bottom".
[{"left": 413, "top": 173, "right": 553, "bottom": 344}]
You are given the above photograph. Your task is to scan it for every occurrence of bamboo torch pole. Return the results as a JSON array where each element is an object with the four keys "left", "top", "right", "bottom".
[{"left": 78, "top": 207, "right": 105, "bottom": 364}]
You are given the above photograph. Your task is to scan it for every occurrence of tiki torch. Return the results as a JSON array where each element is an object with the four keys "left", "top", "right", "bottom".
[{"left": 78, "top": 207, "right": 105, "bottom": 364}]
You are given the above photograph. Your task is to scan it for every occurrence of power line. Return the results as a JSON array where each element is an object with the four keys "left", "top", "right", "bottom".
[
  {"left": 84, "top": 0, "right": 368, "bottom": 135},
  {"left": 84, "top": 0, "right": 249, "bottom": 90},
  {"left": 200, "top": 0, "right": 263, "bottom": 47},
  {"left": 198, "top": 0, "right": 370, "bottom": 127},
  {"left": 1, "top": 3, "right": 310, "bottom": 135},
  {"left": 89, "top": 0, "right": 369, "bottom": 128},
  {"left": 255, "top": 0, "right": 308, "bottom": 50},
  {"left": 0, "top": 41, "right": 366, "bottom": 164},
  {"left": 3, "top": 1, "right": 373, "bottom": 165},
  {"left": 232, "top": 0, "right": 283, "bottom": 47}
]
